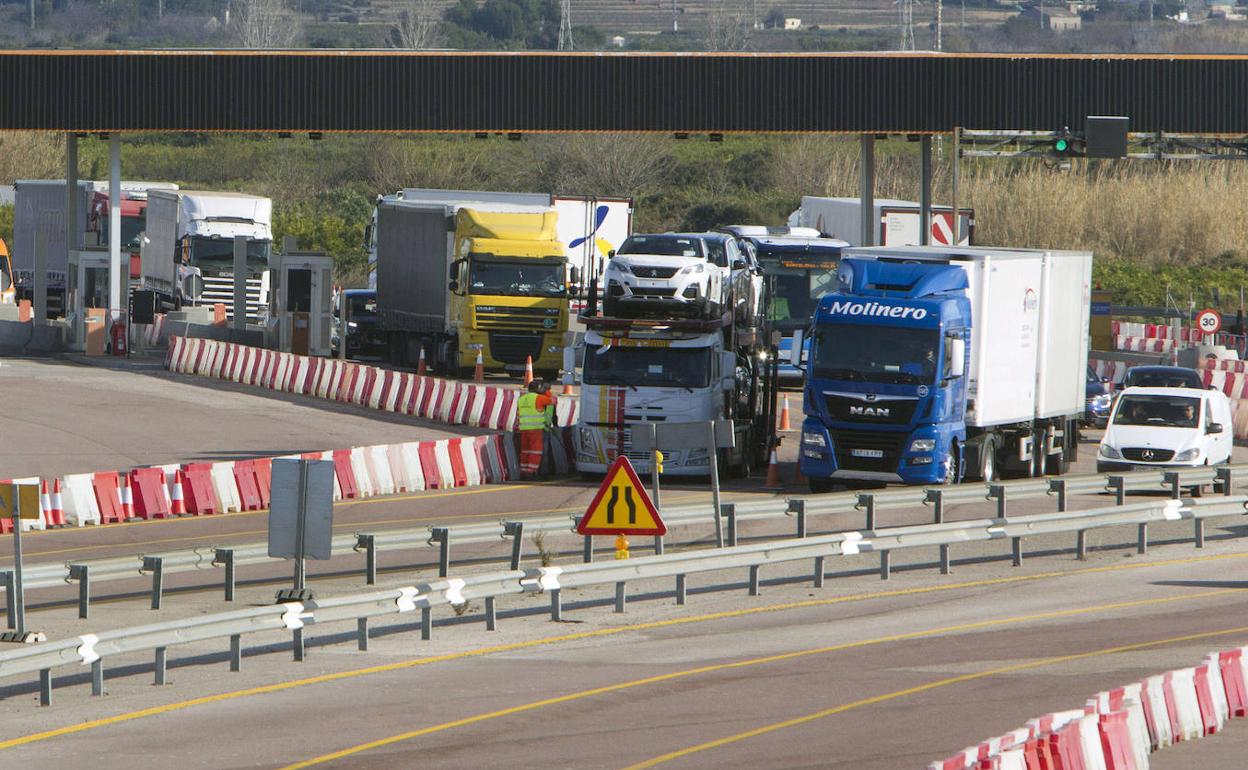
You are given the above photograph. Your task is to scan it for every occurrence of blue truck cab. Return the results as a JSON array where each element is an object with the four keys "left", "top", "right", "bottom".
[{"left": 796, "top": 246, "right": 1092, "bottom": 491}]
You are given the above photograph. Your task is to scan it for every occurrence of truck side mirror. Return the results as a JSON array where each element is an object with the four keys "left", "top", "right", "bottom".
[
  {"left": 789, "top": 329, "right": 804, "bottom": 368},
  {"left": 570, "top": 266, "right": 581, "bottom": 285},
  {"left": 948, "top": 338, "right": 966, "bottom": 378},
  {"left": 363, "top": 223, "right": 373, "bottom": 250},
  {"left": 448, "top": 280, "right": 459, "bottom": 293}
]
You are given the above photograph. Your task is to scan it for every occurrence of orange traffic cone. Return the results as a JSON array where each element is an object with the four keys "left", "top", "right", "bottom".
[
  {"left": 49, "top": 478, "right": 65, "bottom": 527},
  {"left": 523, "top": 355, "right": 534, "bottom": 386},
  {"left": 779, "top": 395, "right": 792, "bottom": 431},
  {"left": 417, "top": 347, "right": 427, "bottom": 376},
  {"left": 561, "top": 375, "right": 574, "bottom": 396},
  {"left": 473, "top": 350, "right": 485, "bottom": 383},
  {"left": 120, "top": 474, "right": 136, "bottom": 521},
  {"left": 169, "top": 470, "right": 187, "bottom": 516},
  {"left": 763, "top": 448, "right": 784, "bottom": 490}
]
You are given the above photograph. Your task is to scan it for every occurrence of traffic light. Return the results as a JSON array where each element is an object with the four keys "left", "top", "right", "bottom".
[{"left": 1052, "top": 130, "right": 1080, "bottom": 157}]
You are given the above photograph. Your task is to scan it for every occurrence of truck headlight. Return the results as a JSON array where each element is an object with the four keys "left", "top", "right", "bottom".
[
  {"left": 679, "top": 263, "right": 704, "bottom": 275},
  {"left": 1098, "top": 444, "right": 1121, "bottom": 459},
  {"left": 347, "top": 321, "right": 358, "bottom": 329},
  {"left": 1174, "top": 447, "right": 1201, "bottom": 462},
  {"left": 802, "top": 431, "right": 826, "bottom": 448},
  {"left": 909, "top": 438, "right": 936, "bottom": 452},
  {"left": 578, "top": 426, "right": 597, "bottom": 448}
]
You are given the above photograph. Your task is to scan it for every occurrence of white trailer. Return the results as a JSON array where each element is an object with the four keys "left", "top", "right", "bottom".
[{"left": 788, "top": 197, "right": 974, "bottom": 248}]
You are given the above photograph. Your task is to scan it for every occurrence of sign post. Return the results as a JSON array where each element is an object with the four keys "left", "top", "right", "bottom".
[
  {"left": 0, "top": 482, "right": 42, "bottom": 642},
  {"left": 632, "top": 420, "right": 736, "bottom": 549},
  {"left": 268, "top": 458, "right": 334, "bottom": 660},
  {"left": 576, "top": 456, "right": 666, "bottom": 560}
]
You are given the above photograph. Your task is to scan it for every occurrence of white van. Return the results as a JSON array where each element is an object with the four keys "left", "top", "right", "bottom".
[{"left": 1097, "top": 386, "right": 1233, "bottom": 472}]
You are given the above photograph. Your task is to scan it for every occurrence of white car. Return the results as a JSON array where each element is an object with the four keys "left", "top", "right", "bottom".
[
  {"left": 1097, "top": 386, "right": 1233, "bottom": 472},
  {"left": 603, "top": 233, "right": 730, "bottom": 319}
]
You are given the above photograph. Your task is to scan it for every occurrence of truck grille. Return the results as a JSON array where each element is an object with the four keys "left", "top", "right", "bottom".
[
  {"left": 823, "top": 394, "right": 918, "bottom": 425},
  {"left": 197, "top": 276, "right": 265, "bottom": 323},
  {"left": 829, "top": 429, "right": 907, "bottom": 473},
  {"left": 1121, "top": 448, "right": 1175, "bottom": 462},
  {"left": 475, "top": 305, "right": 560, "bottom": 331},
  {"left": 488, "top": 332, "right": 544, "bottom": 365}
]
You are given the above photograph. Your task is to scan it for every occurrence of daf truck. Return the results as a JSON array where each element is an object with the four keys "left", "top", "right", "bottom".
[
  {"left": 139, "top": 190, "right": 272, "bottom": 322},
  {"left": 373, "top": 197, "right": 573, "bottom": 378},
  {"left": 795, "top": 246, "right": 1092, "bottom": 489}
]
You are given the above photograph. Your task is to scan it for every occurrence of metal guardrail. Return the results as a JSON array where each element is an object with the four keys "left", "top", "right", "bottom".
[
  {"left": 4, "top": 492, "right": 1246, "bottom": 706},
  {"left": 2, "top": 464, "right": 1242, "bottom": 627}
]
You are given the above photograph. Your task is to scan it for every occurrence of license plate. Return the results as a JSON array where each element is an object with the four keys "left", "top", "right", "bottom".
[{"left": 851, "top": 448, "right": 884, "bottom": 459}]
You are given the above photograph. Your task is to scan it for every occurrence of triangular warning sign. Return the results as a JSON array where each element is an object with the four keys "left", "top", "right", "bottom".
[{"left": 576, "top": 456, "right": 666, "bottom": 536}]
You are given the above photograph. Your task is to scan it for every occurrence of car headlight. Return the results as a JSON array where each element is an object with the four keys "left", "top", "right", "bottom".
[
  {"left": 1091, "top": 394, "right": 1112, "bottom": 408},
  {"left": 347, "top": 321, "right": 358, "bottom": 329},
  {"left": 608, "top": 260, "right": 632, "bottom": 275},
  {"left": 802, "top": 431, "right": 826, "bottom": 448},
  {"left": 1175, "top": 447, "right": 1201, "bottom": 462},
  {"left": 909, "top": 438, "right": 936, "bottom": 452},
  {"left": 1099, "top": 444, "right": 1121, "bottom": 459},
  {"left": 679, "top": 263, "right": 705, "bottom": 275}
]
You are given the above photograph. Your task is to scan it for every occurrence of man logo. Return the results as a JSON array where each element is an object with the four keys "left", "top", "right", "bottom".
[{"left": 849, "top": 405, "right": 891, "bottom": 418}]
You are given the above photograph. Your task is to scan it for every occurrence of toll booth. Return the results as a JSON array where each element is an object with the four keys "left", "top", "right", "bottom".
[
  {"left": 269, "top": 252, "right": 332, "bottom": 357},
  {"left": 66, "top": 250, "right": 111, "bottom": 352}
]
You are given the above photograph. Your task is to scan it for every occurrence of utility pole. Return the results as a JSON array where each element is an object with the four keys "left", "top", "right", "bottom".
[
  {"left": 672, "top": 0, "right": 678, "bottom": 32},
  {"left": 936, "top": 0, "right": 942, "bottom": 50},
  {"left": 558, "top": 0, "right": 574, "bottom": 50}
]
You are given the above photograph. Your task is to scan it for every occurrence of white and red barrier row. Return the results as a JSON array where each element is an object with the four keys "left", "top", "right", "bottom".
[
  {"left": 929, "top": 646, "right": 1248, "bottom": 770},
  {"left": 1114, "top": 336, "right": 1176, "bottom": 354},
  {"left": 165, "top": 335, "right": 579, "bottom": 431},
  {"left": 2, "top": 434, "right": 518, "bottom": 532},
  {"left": 1112, "top": 321, "right": 1201, "bottom": 342},
  {"left": 138, "top": 313, "right": 167, "bottom": 348}
]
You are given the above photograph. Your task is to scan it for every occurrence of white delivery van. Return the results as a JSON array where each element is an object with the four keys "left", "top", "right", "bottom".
[{"left": 1098, "top": 386, "right": 1233, "bottom": 472}]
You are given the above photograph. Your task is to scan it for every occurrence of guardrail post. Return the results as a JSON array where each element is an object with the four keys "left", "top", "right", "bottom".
[
  {"left": 91, "top": 660, "right": 103, "bottom": 696},
  {"left": 215, "top": 548, "right": 235, "bottom": 602},
  {"left": 989, "top": 484, "right": 1007, "bottom": 520},
  {"left": 143, "top": 556, "right": 164, "bottom": 610},
  {"left": 421, "top": 607, "right": 433, "bottom": 640},
  {"left": 1217, "top": 467, "right": 1233, "bottom": 496},
  {"left": 788, "top": 499, "right": 807, "bottom": 538},
  {"left": 356, "top": 535, "right": 377, "bottom": 585},
  {"left": 1012, "top": 537, "right": 1023, "bottom": 567},
  {"left": 813, "top": 556, "right": 825, "bottom": 588},
  {"left": 154, "top": 647, "right": 167, "bottom": 685},
  {"left": 675, "top": 574, "right": 687, "bottom": 605},
  {"left": 39, "top": 669, "right": 51, "bottom": 706},
  {"left": 1049, "top": 479, "right": 1068, "bottom": 512},
  {"left": 430, "top": 527, "right": 450, "bottom": 578},
  {"left": 1164, "top": 471, "right": 1181, "bottom": 500},
  {"left": 69, "top": 564, "right": 89, "bottom": 619},
  {"left": 724, "top": 504, "right": 738, "bottom": 547},
  {"left": 654, "top": 535, "right": 664, "bottom": 556},
  {"left": 1076, "top": 530, "right": 1087, "bottom": 561},
  {"left": 293, "top": 627, "right": 304, "bottom": 662},
  {"left": 1137, "top": 523, "right": 1148, "bottom": 554},
  {"left": 2, "top": 571, "right": 13, "bottom": 629},
  {"left": 880, "top": 551, "right": 891, "bottom": 580},
  {"left": 615, "top": 582, "right": 626, "bottom": 612},
  {"left": 926, "top": 489, "right": 951, "bottom": 575},
  {"left": 859, "top": 494, "right": 876, "bottom": 531},
  {"left": 485, "top": 597, "right": 497, "bottom": 630},
  {"left": 550, "top": 589, "right": 562, "bottom": 621},
  {"left": 1195, "top": 519, "right": 1206, "bottom": 549},
  {"left": 229, "top": 634, "right": 241, "bottom": 671},
  {"left": 583, "top": 535, "right": 593, "bottom": 563},
  {"left": 357, "top": 618, "right": 369, "bottom": 651},
  {"left": 748, "top": 565, "right": 760, "bottom": 595},
  {"left": 1110, "top": 476, "right": 1126, "bottom": 506},
  {"left": 503, "top": 522, "right": 524, "bottom": 570}
]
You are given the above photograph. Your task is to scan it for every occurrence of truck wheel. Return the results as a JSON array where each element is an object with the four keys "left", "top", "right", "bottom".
[
  {"left": 1032, "top": 426, "right": 1048, "bottom": 477},
  {"left": 941, "top": 442, "right": 961, "bottom": 485},
  {"left": 975, "top": 437, "right": 997, "bottom": 483}
]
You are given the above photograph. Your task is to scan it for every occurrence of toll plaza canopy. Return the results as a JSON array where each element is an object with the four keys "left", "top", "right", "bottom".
[{"left": 2, "top": 50, "right": 1248, "bottom": 134}]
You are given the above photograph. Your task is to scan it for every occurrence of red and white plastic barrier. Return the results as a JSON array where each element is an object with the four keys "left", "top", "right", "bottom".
[
  {"left": 930, "top": 644, "right": 1248, "bottom": 770},
  {"left": 166, "top": 336, "right": 578, "bottom": 432}
]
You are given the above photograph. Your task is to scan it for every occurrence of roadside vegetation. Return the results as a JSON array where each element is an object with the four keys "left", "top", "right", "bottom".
[{"left": 1, "top": 131, "right": 1246, "bottom": 306}]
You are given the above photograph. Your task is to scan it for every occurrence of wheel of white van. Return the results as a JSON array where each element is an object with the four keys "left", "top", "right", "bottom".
[{"left": 978, "top": 437, "right": 997, "bottom": 483}]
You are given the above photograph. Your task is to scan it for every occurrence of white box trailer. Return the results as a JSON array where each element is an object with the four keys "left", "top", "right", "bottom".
[{"left": 788, "top": 197, "right": 974, "bottom": 248}]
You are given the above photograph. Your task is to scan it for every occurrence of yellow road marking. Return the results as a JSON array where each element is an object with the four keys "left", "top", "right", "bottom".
[
  {"left": 279, "top": 588, "right": 1247, "bottom": 769},
  {"left": 624, "top": 623, "right": 1248, "bottom": 768},
  {"left": 4, "top": 549, "right": 1244, "bottom": 753}
]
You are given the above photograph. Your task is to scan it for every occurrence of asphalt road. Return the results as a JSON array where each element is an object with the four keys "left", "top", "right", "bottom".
[{"left": 3, "top": 359, "right": 1248, "bottom": 768}]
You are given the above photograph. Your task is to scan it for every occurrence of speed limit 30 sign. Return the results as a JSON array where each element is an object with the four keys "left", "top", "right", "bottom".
[{"left": 1197, "top": 308, "right": 1222, "bottom": 336}]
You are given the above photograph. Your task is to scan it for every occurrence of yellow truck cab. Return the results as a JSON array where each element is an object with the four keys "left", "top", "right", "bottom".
[{"left": 0, "top": 238, "right": 14, "bottom": 305}]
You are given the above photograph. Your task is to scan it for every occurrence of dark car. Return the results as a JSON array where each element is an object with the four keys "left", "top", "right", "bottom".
[
  {"left": 1085, "top": 366, "right": 1111, "bottom": 426},
  {"left": 1120, "top": 365, "right": 1205, "bottom": 390},
  {"left": 333, "top": 289, "right": 382, "bottom": 358}
]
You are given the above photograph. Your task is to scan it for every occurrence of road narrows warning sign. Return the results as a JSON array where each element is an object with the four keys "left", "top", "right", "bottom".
[{"left": 576, "top": 456, "right": 667, "bottom": 536}]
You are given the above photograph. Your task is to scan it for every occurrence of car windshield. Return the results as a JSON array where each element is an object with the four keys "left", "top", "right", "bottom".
[
  {"left": 584, "top": 343, "right": 711, "bottom": 389},
  {"left": 1125, "top": 369, "right": 1203, "bottom": 389},
  {"left": 812, "top": 323, "right": 940, "bottom": 385},
  {"left": 190, "top": 237, "right": 271, "bottom": 274},
  {"left": 618, "top": 236, "right": 703, "bottom": 259},
  {"left": 469, "top": 261, "right": 565, "bottom": 297},
  {"left": 1112, "top": 395, "right": 1201, "bottom": 428}
]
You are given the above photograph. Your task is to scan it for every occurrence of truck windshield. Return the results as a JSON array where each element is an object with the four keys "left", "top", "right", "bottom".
[
  {"left": 764, "top": 269, "right": 839, "bottom": 331},
  {"left": 100, "top": 215, "right": 146, "bottom": 250},
  {"left": 469, "top": 261, "right": 565, "bottom": 297},
  {"left": 1113, "top": 395, "right": 1201, "bottom": 428},
  {"left": 190, "top": 237, "right": 271, "bottom": 275},
  {"left": 812, "top": 324, "right": 940, "bottom": 384},
  {"left": 584, "top": 344, "right": 712, "bottom": 389}
]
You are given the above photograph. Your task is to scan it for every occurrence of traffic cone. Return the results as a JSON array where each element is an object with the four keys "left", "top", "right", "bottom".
[
  {"left": 779, "top": 395, "right": 792, "bottom": 431},
  {"left": 120, "top": 474, "right": 136, "bottom": 521},
  {"left": 49, "top": 478, "right": 65, "bottom": 527},
  {"left": 417, "top": 347, "right": 427, "bottom": 376},
  {"left": 169, "top": 470, "right": 187, "bottom": 516},
  {"left": 39, "top": 480, "right": 52, "bottom": 528},
  {"left": 473, "top": 350, "right": 485, "bottom": 383},
  {"left": 523, "top": 355, "right": 534, "bottom": 386},
  {"left": 763, "top": 448, "right": 784, "bottom": 490},
  {"left": 561, "top": 372, "right": 574, "bottom": 396}
]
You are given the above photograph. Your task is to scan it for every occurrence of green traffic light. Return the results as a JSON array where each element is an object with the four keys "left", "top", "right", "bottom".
[{"left": 1055, "top": 138, "right": 1069, "bottom": 152}]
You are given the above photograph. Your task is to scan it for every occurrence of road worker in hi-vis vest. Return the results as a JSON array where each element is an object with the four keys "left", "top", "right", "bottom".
[{"left": 518, "top": 379, "right": 557, "bottom": 480}]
